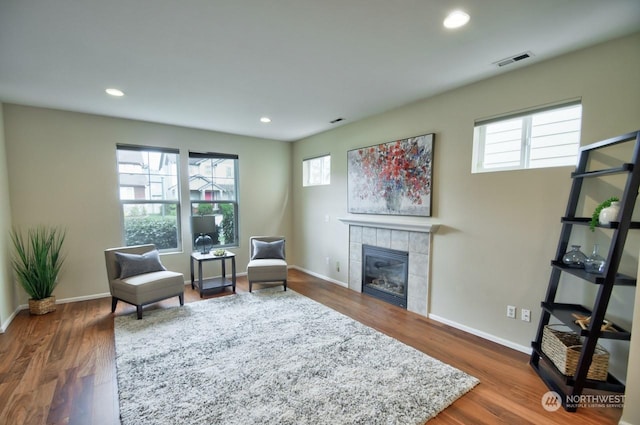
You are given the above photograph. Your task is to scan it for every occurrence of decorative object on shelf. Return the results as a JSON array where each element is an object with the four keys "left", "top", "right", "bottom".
[
  {"left": 541, "top": 325, "right": 609, "bottom": 381},
  {"left": 562, "top": 245, "right": 587, "bottom": 268},
  {"left": 571, "top": 313, "right": 617, "bottom": 332},
  {"left": 10, "top": 226, "right": 66, "bottom": 315},
  {"left": 584, "top": 244, "right": 606, "bottom": 274},
  {"left": 598, "top": 200, "right": 621, "bottom": 226},
  {"left": 213, "top": 249, "right": 226, "bottom": 256},
  {"left": 590, "top": 197, "right": 619, "bottom": 231},
  {"left": 347, "top": 133, "right": 434, "bottom": 216},
  {"left": 195, "top": 233, "right": 213, "bottom": 254}
]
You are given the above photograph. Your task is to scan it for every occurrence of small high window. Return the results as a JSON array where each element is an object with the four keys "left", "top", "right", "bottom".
[
  {"left": 472, "top": 102, "right": 582, "bottom": 173},
  {"left": 303, "top": 154, "right": 331, "bottom": 186}
]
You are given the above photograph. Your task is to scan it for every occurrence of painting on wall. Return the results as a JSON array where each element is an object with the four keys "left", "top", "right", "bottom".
[{"left": 348, "top": 133, "right": 434, "bottom": 216}]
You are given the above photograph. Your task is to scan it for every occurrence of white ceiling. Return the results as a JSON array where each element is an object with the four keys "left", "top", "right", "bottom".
[{"left": 1, "top": 1, "right": 639, "bottom": 142}]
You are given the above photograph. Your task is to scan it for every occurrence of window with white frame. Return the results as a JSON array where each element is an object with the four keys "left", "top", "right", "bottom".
[
  {"left": 303, "top": 154, "right": 331, "bottom": 186},
  {"left": 472, "top": 102, "right": 582, "bottom": 173},
  {"left": 188, "top": 151, "right": 239, "bottom": 248},
  {"left": 116, "top": 145, "right": 181, "bottom": 251}
]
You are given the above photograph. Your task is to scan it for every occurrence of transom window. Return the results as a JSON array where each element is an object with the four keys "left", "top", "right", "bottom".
[
  {"left": 303, "top": 154, "right": 331, "bottom": 186},
  {"left": 116, "top": 145, "right": 181, "bottom": 251},
  {"left": 472, "top": 102, "right": 582, "bottom": 173}
]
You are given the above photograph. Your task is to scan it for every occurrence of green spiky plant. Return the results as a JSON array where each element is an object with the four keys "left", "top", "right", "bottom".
[
  {"left": 590, "top": 197, "right": 619, "bottom": 232},
  {"left": 10, "top": 226, "right": 66, "bottom": 300}
]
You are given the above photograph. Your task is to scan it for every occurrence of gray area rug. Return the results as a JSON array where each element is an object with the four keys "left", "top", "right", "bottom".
[{"left": 114, "top": 289, "right": 479, "bottom": 424}]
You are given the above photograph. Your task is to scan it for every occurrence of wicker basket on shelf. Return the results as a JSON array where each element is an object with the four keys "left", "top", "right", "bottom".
[{"left": 541, "top": 324, "right": 609, "bottom": 381}]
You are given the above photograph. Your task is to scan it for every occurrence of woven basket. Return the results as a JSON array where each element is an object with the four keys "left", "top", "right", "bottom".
[
  {"left": 28, "top": 296, "right": 56, "bottom": 315},
  {"left": 541, "top": 324, "right": 609, "bottom": 381}
]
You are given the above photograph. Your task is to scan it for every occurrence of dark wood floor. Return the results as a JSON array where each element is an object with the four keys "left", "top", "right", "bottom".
[{"left": 0, "top": 269, "right": 622, "bottom": 424}]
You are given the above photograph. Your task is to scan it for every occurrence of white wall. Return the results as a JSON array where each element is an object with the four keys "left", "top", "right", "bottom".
[
  {"left": 2, "top": 105, "right": 292, "bottom": 306},
  {"left": 291, "top": 31, "right": 640, "bottom": 392},
  {"left": 0, "top": 103, "right": 16, "bottom": 331}
]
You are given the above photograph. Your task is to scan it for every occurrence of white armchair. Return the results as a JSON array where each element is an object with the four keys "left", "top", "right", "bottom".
[
  {"left": 246, "top": 236, "right": 287, "bottom": 292},
  {"left": 104, "top": 244, "right": 184, "bottom": 319}
]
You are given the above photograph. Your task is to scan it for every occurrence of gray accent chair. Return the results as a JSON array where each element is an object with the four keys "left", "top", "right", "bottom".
[
  {"left": 246, "top": 236, "right": 287, "bottom": 292},
  {"left": 104, "top": 244, "right": 184, "bottom": 319}
]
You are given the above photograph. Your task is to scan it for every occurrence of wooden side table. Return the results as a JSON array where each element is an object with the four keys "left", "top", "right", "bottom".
[{"left": 190, "top": 251, "right": 236, "bottom": 298}]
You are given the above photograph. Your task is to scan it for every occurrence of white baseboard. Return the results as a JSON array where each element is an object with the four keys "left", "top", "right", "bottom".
[
  {"left": 428, "top": 313, "right": 532, "bottom": 355},
  {"left": 56, "top": 292, "right": 112, "bottom": 304},
  {"left": 289, "top": 268, "right": 531, "bottom": 355},
  {"left": 0, "top": 308, "right": 20, "bottom": 333},
  {"left": 1, "top": 292, "right": 113, "bottom": 334},
  {"left": 290, "top": 265, "right": 347, "bottom": 287}
]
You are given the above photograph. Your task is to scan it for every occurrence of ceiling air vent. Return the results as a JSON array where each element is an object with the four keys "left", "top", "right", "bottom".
[{"left": 493, "top": 51, "right": 533, "bottom": 67}]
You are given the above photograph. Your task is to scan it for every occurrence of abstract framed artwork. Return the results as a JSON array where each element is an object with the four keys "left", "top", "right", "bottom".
[{"left": 347, "top": 133, "right": 434, "bottom": 216}]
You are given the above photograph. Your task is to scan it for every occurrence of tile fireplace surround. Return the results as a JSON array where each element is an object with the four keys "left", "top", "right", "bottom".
[{"left": 339, "top": 217, "right": 440, "bottom": 317}]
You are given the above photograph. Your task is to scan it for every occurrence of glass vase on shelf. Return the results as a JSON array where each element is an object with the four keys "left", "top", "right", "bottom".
[
  {"left": 584, "top": 244, "right": 606, "bottom": 274},
  {"left": 562, "top": 245, "right": 587, "bottom": 268}
]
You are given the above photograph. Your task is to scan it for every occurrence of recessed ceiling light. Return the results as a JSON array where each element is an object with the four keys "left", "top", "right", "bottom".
[
  {"left": 443, "top": 10, "right": 470, "bottom": 29},
  {"left": 260, "top": 117, "right": 271, "bottom": 123},
  {"left": 105, "top": 88, "right": 124, "bottom": 97}
]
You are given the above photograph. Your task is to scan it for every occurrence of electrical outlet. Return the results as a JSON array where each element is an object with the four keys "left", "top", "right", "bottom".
[
  {"left": 324, "top": 214, "right": 330, "bottom": 223},
  {"left": 325, "top": 256, "right": 330, "bottom": 265},
  {"left": 507, "top": 305, "right": 516, "bottom": 319},
  {"left": 521, "top": 309, "right": 531, "bottom": 322}
]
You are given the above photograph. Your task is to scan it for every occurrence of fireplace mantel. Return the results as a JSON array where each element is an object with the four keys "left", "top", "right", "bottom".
[{"left": 338, "top": 216, "right": 440, "bottom": 233}]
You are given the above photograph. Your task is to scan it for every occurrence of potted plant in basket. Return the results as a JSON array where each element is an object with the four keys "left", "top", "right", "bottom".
[{"left": 10, "top": 226, "right": 66, "bottom": 315}]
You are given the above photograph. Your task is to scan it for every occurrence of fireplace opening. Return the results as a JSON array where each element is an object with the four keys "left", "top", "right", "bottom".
[{"left": 362, "top": 245, "right": 409, "bottom": 308}]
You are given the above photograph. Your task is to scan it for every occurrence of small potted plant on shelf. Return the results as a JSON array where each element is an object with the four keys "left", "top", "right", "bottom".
[
  {"left": 590, "top": 197, "right": 619, "bottom": 231},
  {"left": 10, "top": 226, "right": 66, "bottom": 315}
]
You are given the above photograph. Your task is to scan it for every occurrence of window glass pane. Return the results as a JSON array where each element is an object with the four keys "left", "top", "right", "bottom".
[
  {"left": 122, "top": 202, "right": 179, "bottom": 250},
  {"left": 302, "top": 160, "right": 310, "bottom": 186},
  {"left": 119, "top": 187, "right": 135, "bottom": 200},
  {"left": 191, "top": 202, "right": 237, "bottom": 247},
  {"left": 309, "top": 158, "right": 322, "bottom": 184},
  {"left": 188, "top": 157, "right": 236, "bottom": 201},
  {"left": 482, "top": 118, "right": 523, "bottom": 169},
  {"left": 483, "top": 139, "right": 522, "bottom": 155},
  {"left": 117, "top": 150, "right": 179, "bottom": 201},
  {"left": 189, "top": 152, "right": 239, "bottom": 248},
  {"left": 303, "top": 155, "right": 331, "bottom": 186},
  {"left": 322, "top": 156, "right": 331, "bottom": 184},
  {"left": 473, "top": 103, "right": 581, "bottom": 173},
  {"left": 483, "top": 151, "right": 522, "bottom": 169},
  {"left": 117, "top": 146, "right": 181, "bottom": 250},
  {"left": 529, "top": 104, "right": 582, "bottom": 168}
]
